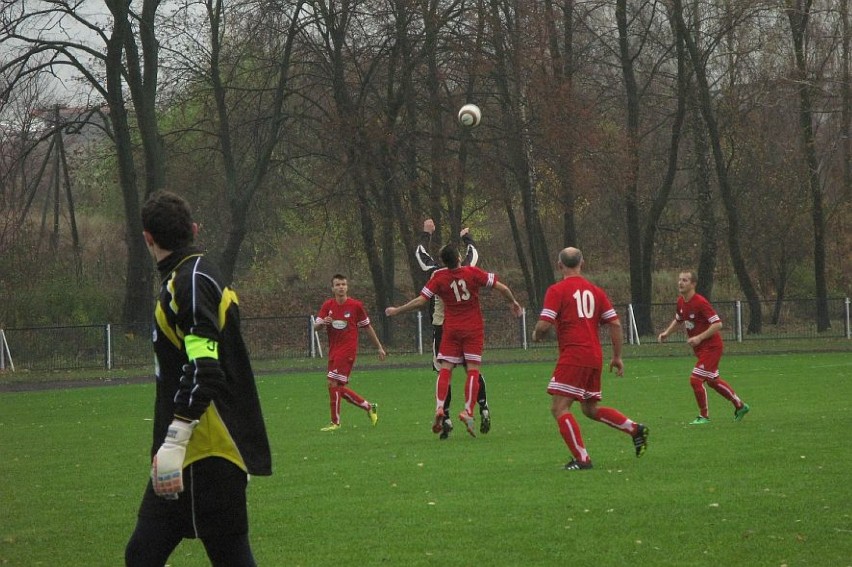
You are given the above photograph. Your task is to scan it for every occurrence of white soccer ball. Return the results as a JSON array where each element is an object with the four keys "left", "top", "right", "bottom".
[{"left": 457, "top": 104, "right": 482, "bottom": 127}]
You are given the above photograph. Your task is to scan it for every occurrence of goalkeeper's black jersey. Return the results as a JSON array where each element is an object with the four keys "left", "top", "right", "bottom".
[{"left": 151, "top": 247, "right": 272, "bottom": 476}]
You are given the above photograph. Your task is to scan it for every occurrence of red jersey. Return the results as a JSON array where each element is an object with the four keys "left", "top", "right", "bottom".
[
  {"left": 538, "top": 275, "right": 618, "bottom": 368},
  {"left": 421, "top": 266, "right": 495, "bottom": 332},
  {"left": 316, "top": 297, "right": 372, "bottom": 358},
  {"left": 675, "top": 293, "right": 723, "bottom": 352}
]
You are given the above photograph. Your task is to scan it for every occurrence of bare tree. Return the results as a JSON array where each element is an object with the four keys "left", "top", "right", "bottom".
[
  {"left": 786, "top": 0, "right": 831, "bottom": 331},
  {"left": 669, "top": 0, "right": 763, "bottom": 333},
  {"left": 0, "top": 0, "right": 167, "bottom": 324}
]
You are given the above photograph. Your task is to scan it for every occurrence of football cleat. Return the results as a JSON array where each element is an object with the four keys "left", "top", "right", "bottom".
[
  {"left": 369, "top": 403, "right": 378, "bottom": 426},
  {"left": 564, "top": 459, "right": 593, "bottom": 471},
  {"left": 480, "top": 408, "right": 491, "bottom": 434},
  {"left": 320, "top": 423, "right": 341, "bottom": 432},
  {"left": 689, "top": 416, "right": 711, "bottom": 425},
  {"left": 632, "top": 424, "right": 649, "bottom": 457},
  {"left": 734, "top": 403, "right": 750, "bottom": 422},
  {"left": 440, "top": 418, "right": 453, "bottom": 440},
  {"left": 458, "top": 411, "right": 476, "bottom": 438},
  {"left": 432, "top": 408, "right": 445, "bottom": 434}
]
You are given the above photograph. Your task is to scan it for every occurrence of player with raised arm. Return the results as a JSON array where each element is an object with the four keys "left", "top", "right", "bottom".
[
  {"left": 415, "top": 220, "right": 492, "bottom": 438},
  {"left": 658, "top": 271, "right": 750, "bottom": 424},
  {"left": 532, "top": 247, "right": 648, "bottom": 471},
  {"left": 314, "top": 274, "right": 387, "bottom": 431},
  {"left": 388, "top": 243, "right": 522, "bottom": 437}
]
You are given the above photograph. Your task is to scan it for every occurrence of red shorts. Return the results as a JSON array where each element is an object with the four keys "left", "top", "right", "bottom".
[
  {"left": 546, "top": 364, "right": 602, "bottom": 401},
  {"left": 691, "top": 348, "right": 722, "bottom": 381},
  {"left": 437, "top": 326, "right": 484, "bottom": 365},
  {"left": 327, "top": 354, "right": 355, "bottom": 384}
]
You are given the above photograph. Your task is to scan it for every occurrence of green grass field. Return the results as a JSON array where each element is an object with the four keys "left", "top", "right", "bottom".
[{"left": 1, "top": 352, "right": 851, "bottom": 566}]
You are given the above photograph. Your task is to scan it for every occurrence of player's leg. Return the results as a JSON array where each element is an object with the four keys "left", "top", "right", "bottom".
[
  {"left": 434, "top": 329, "right": 462, "bottom": 434},
  {"left": 477, "top": 373, "right": 491, "bottom": 434},
  {"left": 321, "top": 376, "right": 342, "bottom": 431},
  {"left": 193, "top": 459, "right": 256, "bottom": 567},
  {"left": 201, "top": 533, "right": 256, "bottom": 567},
  {"left": 689, "top": 367, "right": 710, "bottom": 423},
  {"left": 582, "top": 399, "right": 649, "bottom": 458},
  {"left": 548, "top": 365, "right": 592, "bottom": 469},
  {"left": 700, "top": 351, "right": 748, "bottom": 419},
  {"left": 125, "top": 501, "right": 183, "bottom": 566},
  {"left": 458, "top": 362, "right": 481, "bottom": 437},
  {"left": 434, "top": 324, "right": 454, "bottom": 437},
  {"left": 434, "top": 361, "right": 456, "bottom": 433},
  {"left": 456, "top": 333, "right": 484, "bottom": 437},
  {"left": 551, "top": 396, "right": 591, "bottom": 469}
]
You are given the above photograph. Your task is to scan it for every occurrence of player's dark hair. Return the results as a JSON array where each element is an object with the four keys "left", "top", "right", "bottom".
[
  {"left": 439, "top": 244, "right": 460, "bottom": 268},
  {"left": 331, "top": 273, "right": 347, "bottom": 283},
  {"left": 559, "top": 248, "right": 583, "bottom": 268},
  {"left": 141, "top": 191, "right": 194, "bottom": 251}
]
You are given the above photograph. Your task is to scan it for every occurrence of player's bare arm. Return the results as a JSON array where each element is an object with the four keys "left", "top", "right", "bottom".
[
  {"left": 532, "top": 320, "right": 553, "bottom": 342},
  {"left": 493, "top": 281, "right": 523, "bottom": 317},
  {"left": 364, "top": 325, "right": 387, "bottom": 361},
  {"left": 385, "top": 295, "right": 428, "bottom": 317},
  {"left": 607, "top": 319, "right": 625, "bottom": 377},
  {"left": 658, "top": 318, "right": 681, "bottom": 342}
]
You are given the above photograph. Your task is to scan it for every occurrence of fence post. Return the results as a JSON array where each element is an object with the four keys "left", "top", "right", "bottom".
[
  {"left": 0, "top": 329, "right": 13, "bottom": 371},
  {"left": 105, "top": 324, "right": 113, "bottom": 370},
  {"left": 627, "top": 304, "right": 641, "bottom": 345},
  {"left": 521, "top": 308, "right": 528, "bottom": 349},
  {"left": 308, "top": 316, "right": 316, "bottom": 358},
  {"left": 846, "top": 297, "right": 851, "bottom": 340},
  {"left": 736, "top": 300, "right": 743, "bottom": 342},
  {"left": 417, "top": 310, "right": 423, "bottom": 354}
]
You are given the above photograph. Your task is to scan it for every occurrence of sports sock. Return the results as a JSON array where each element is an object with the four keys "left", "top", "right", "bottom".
[
  {"left": 328, "top": 386, "right": 341, "bottom": 424},
  {"left": 477, "top": 374, "right": 488, "bottom": 408},
  {"left": 464, "top": 369, "right": 480, "bottom": 415},
  {"left": 339, "top": 386, "right": 369, "bottom": 410},
  {"left": 690, "top": 376, "right": 709, "bottom": 418},
  {"left": 594, "top": 406, "right": 636, "bottom": 434},
  {"left": 707, "top": 378, "right": 743, "bottom": 408},
  {"left": 436, "top": 368, "right": 451, "bottom": 411},
  {"left": 558, "top": 413, "right": 589, "bottom": 463}
]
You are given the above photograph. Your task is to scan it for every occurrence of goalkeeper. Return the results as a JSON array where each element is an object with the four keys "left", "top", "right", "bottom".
[{"left": 125, "top": 191, "right": 272, "bottom": 566}]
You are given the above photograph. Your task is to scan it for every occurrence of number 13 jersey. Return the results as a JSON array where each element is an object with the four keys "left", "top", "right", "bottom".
[{"left": 421, "top": 266, "right": 495, "bottom": 333}]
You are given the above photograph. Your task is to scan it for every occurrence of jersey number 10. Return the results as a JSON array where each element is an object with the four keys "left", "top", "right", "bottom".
[{"left": 573, "top": 289, "right": 595, "bottom": 318}]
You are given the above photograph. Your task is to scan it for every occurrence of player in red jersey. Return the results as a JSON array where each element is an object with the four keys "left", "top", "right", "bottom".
[
  {"left": 532, "top": 247, "right": 648, "bottom": 470},
  {"left": 314, "top": 274, "right": 387, "bottom": 431},
  {"left": 386, "top": 244, "right": 522, "bottom": 437},
  {"left": 658, "top": 271, "right": 750, "bottom": 424},
  {"left": 415, "top": 220, "right": 492, "bottom": 438}
]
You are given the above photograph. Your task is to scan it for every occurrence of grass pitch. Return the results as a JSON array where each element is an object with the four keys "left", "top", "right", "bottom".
[{"left": 1, "top": 352, "right": 850, "bottom": 566}]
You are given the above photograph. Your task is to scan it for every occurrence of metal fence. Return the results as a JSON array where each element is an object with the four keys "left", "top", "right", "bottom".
[{"left": 1, "top": 297, "right": 849, "bottom": 373}]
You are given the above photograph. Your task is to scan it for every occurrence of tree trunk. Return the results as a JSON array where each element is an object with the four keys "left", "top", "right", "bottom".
[
  {"left": 787, "top": 2, "right": 831, "bottom": 331},
  {"left": 488, "top": 0, "right": 553, "bottom": 306},
  {"left": 616, "top": 0, "right": 645, "bottom": 330},
  {"left": 639, "top": 17, "right": 688, "bottom": 336},
  {"left": 671, "top": 0, "right": 762, "bottom": 333},
  {"left": 105, "top": 0, "right": 154, "bottom": 326}
]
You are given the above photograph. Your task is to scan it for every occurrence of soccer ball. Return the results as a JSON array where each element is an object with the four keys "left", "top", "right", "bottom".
[{"left": 457, "top": 104, "right": 481, "bottom": 127}]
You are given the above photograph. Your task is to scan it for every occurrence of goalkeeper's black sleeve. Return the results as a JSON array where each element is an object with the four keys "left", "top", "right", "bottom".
[{"left": 173, "top": 358, "right": 226, "bottom": 421}]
